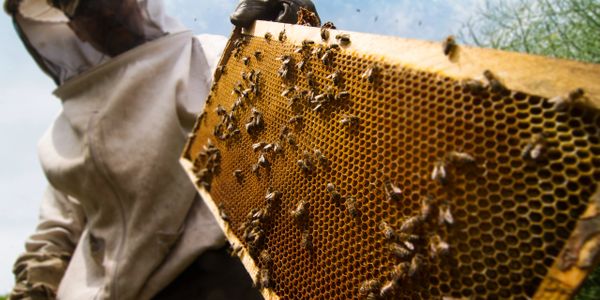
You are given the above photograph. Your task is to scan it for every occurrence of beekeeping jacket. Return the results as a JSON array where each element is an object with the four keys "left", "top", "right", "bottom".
[{"left": 7, "top": 0, "right": 228, "bottom": 299}]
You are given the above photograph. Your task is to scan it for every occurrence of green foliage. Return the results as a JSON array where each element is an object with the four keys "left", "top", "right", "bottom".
[
  {"left": 460, "top": 0, "right": 600, "bottom": 63},
  {"left": 577, "top": 266, "right": 600, "bottom": 300}
]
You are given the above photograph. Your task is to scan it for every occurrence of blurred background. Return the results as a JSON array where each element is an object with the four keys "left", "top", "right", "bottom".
[{"left": 0, "top": 0, "right": 597, "bottom": 296}]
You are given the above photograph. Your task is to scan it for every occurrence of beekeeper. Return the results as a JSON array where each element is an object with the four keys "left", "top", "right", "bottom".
[{"left": 4, "top": 0, "right": 319, "bottom": 299}]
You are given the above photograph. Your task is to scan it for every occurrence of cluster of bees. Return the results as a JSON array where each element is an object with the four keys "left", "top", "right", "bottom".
[
  {"left": 357, "top": 151, "right": 477, "bottom": 299},
  {"left": 192, "top": 140, "right": 221, "bottom": 191},
  {"left": 249, "top": 140, "right": 284, "bottom": 176},
  {"left": 192, "top": 24, "right": 594, "bottom": 299},
  {"left": 228, "top": 188, "right": 283, "bottom": 289}
]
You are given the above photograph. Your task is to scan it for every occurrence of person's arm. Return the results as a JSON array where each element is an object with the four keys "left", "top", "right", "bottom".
[{"left": 10, "top": 186, "right": 85, "bottom": 300}]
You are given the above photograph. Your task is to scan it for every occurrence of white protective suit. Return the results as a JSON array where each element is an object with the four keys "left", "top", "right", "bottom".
[{"left": 9, "top": 0, "right": 230, "bottom": 299}]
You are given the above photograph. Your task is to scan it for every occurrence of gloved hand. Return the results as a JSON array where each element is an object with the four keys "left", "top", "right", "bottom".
[{"left": 230, "top": 0, "right": 320, "bottom": 28}]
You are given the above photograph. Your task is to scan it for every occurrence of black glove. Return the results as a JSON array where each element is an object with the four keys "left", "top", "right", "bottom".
[{"left": 230, "top": 0, "right": 320, "bottom": 28}]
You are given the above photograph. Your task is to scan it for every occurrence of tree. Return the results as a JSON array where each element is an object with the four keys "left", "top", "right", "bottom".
[{"left": 460, "top": 0, "right": 600, "bottom": 63}]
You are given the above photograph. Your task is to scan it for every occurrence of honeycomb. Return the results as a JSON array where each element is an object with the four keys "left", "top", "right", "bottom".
[{"left": 182, "top": 23, "right": 600, "bottom": 299}]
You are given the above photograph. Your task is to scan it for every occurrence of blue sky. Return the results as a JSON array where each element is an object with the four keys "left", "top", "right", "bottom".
[{"left": 0, "top": 0, "right": 484, "bottom": 293}]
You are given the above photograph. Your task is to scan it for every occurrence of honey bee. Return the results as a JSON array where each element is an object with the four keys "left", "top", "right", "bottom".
[
  {"left": 260, "top": 143, "right": 272, "bottom": 153},
  {"left": 327, "top": 71, "right": 342, "bottom": 86},
  {"left": 241, "top": 71, "right": 249, "bottom": 82},
  {"left": 320, "top": 22, "right": 335, "bottom": 40},
  {"left": 287, "top": 133, "right": 297, "bottom": 146},
  {"left": 245, "top": 121, "right": 256, "bottom": 133},
  {"left": 265, "top": 189, "right": 282, "bottom": 203},
  {"left": 390, "top": 243, "right": 412, "bottom": 259},
  {"left": 314, "top": 149, "right": 327, "bottom": 165},
  {"left": 359, "top": 279, "right": 381, "bottom": 300},
  {"left": 320, "top": 28, "right": 330, "bottom": 41},
  {"left": 400, "top": 216, "right": 421, "bottom": 233},
  {"left": 460, "top": 79, "right": 485, "bottom": 95},
  {"left": 254, "top": 50, "right": 262, "bottom": 59},
  {"left": 242, "top": 56, "right": 250, "bottom": 66},
  {"left": 306, "top": 71, "right": 316, "bottom": 88},
  {"left": 409, "top": 254, "right": 425, "bottom": 277},
  {"left": 215, "top": 105, "right": 227, "bottom": 116},
  {"left": 384, "top": 181, "right": 402, "bottom": 201},
  {"left": 442, "top": 35, "right": 457, "bottom": 57},
  {"left": 379, "top": 280, "right": 397, "bottom": 299},
  {"left": 278, "top": 29, "right": 287, "bottom": 42},
  {"left": 420, "top": 195, "right": 437, "bottom": 222},
  {"left": 251, "top": 163, "right": 260, "bottom": 175},
  {"left": 252, "top": 142, "right": 266, "bottom": 152},
  {"left": 281, "top": 86, "right": 296, "bottom": 98},
  {"left": 279, "top": 125, "right": 290, "bottom": 140},
  {"left": 326, "top": 183, "right": 342, "bottom": 202},
  {"left": 521, "top": 133, "right": 547, "bottom": 160},
  {"left": 548, "top": 88, "right": 585, "bottom": 111},
  {"left": 438, "top": 203, "right": 454, "bottom": 226},
  {"left": 321, "top": 49, "right": 333, "bottom": 66},
  {"left": 314, "top": 91, "right": 332, "bottom": 103},
  {"left": 257, "top": 268, "right": 271, "bottom": 289},
  {"left": 312, "top": 46, "right": 324, "bottom": 58},
  {"left": 218, "top": 203, "right": 230, "bottom": 222},
  {"left": 241, "top": 88, "right": 253, "bottom": 99},
  {"left": 287, "top": 94, "right": 301, "bottom": 108},
  {"left": 431, "top": 159, "right": 448, "bottom": 185},
  {"left": 391, "top": 262, "right": 410, "bottom": 282},
  {"left": 335, "top": 91, "right": 351, "bottom": 101},
  {"left": 291, "top": 200, "right": 308, "bottom": 223},
  {"left": 346, "top": 196, "right": 359, "bottom": 218},
  {"left": 288, "top": 115, "right": 304, "bottom": 124},
  {"left": 277, "top": 55, "right": 293, "bottom": 79},
  {"left": 233, "top": 169, "right": 243, "bottom": 180},
  {"left": 340, "top": 115, "right": 359, "bottom": 128},
  {"left": 302, "top": 39, "right": 315, "bottom": 48},
  {"left": 429, "top": 234, "right": 450, "bottom": 259},
  {"left": 301, "top": 230, "right": 313, "bottom": 251},
  {"left": 380, "top": 221, "right": 396, "bottom": 241},
  {"left": 335, "top": 33, "right": 351, "bottom": 46},
  {"left": 296, "top": 59, "right": 306, "bottom": 72},
  {"left": 483, "top": 70, "right": 507, "bottom": 93},
  {"left": 264, "top": 32, "right": 272, "bottom": 41},
  {"left": 232, "top": 83, "right": 243, "bottom": 96},
  {"left": 197, "top": 178, "right": 211, "bottom": 191},
  {"left": 273, "top": 143, "right": 283, "bottom": 154},
  {"left": 362, "top": 64, "right": 381, "bottom": 83},
  {"left": 446, "top": 151, "right": 476, "bottom": 166},
  {"left": 322, "top": 21, "right": 336, "bottom": 29},
  {"left": 258, "top": 154, "right": 269, "bottom": 167},
  {"left": 216, "top": 65, "right": 226, "bottom": 74},
  {"left": 297, "top": 159, "right": 311, "bottom": 172},
  {"left": 260, "top": 250, "right": 272, "bottom": 265},
  {"left": 226, "top": 123, "right": 236, "bottom": 133}
]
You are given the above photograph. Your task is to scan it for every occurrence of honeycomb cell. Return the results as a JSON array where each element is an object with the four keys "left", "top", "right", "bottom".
[{"left": 183, "top": 31, "right": 600, "bottom": 300}]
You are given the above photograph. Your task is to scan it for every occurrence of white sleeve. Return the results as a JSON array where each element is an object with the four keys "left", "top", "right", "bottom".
[
  {"left": 10, "top": 185, "right": 86, "bottom": 299},
  {"left": 195, "top": 34, "right": 228, "bottom": 76},
  {"left": 175, "top": 34, "right": 228, "bottom": 134}
]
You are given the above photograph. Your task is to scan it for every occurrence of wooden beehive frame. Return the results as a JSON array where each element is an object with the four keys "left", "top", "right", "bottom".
[{"left": 181, "top": 20, "right": 600, "bottom": 300}]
